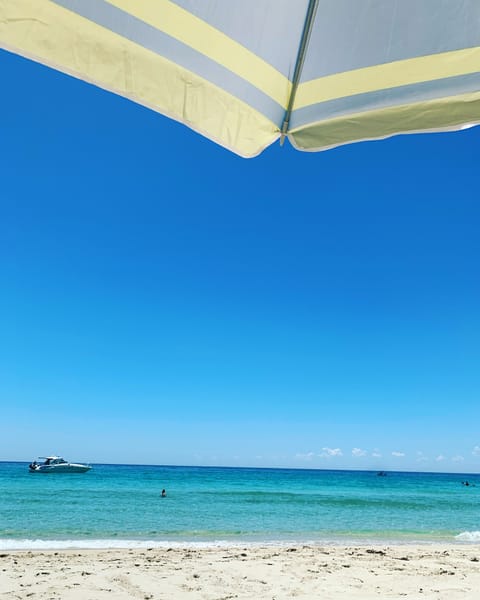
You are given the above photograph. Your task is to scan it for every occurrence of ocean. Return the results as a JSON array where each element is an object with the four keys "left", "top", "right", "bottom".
[{"left": 1, "top": 462, "right": 479, "bottom": 549}]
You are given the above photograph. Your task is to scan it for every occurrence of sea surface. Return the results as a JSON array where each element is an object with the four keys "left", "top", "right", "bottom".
[{"left": 1, "top": 462, "right": 479, "bottom": 549}]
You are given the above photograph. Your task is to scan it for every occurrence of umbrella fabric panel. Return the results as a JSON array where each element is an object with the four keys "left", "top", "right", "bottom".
[
  {"left": 171, "top": 0, "right": 309, "bottom": 79},
  {"left": 0, "top": 0, "right": 297, "bottom": 157},
  {"left": 290, "top": 90, "right": 480, "bottom": 152},
  {"left": 290, "top": 0, "right": 480, "bottom": 150},
  {"left": 92, "top": 0, "right": 293, "bottom": 111},
  {"left": 300, "top": 0, "right": 480, "bottom": 82}
]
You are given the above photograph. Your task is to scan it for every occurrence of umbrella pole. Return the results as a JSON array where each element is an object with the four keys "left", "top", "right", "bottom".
[{"left": 280, "top": 0, "right": 319, "bottom": 146}]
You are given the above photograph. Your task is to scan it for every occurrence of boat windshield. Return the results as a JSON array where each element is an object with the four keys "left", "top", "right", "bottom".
[{"left": 41, "top": 457, "right": 68, "bottom": 465}]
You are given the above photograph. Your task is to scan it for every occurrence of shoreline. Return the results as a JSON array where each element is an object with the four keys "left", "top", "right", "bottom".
[
  {"left": 1, "top": 532, "right": 479, "bottom": 551},
  {"left": 2, "top": 544, "right": 480, "bottom": 599}
]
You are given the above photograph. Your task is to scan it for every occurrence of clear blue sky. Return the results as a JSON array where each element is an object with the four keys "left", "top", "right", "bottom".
[{"left": 1, "top": 49, "right": 479, "bottom": 472}]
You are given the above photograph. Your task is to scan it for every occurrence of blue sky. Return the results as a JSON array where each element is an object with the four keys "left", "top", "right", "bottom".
[{"left": 1, "top": 49, "right": 479, "bottom": 472}]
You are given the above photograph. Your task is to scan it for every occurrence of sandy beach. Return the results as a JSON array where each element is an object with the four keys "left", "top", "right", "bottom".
[{"left": 1, "top": 544, "right": 480, "bottom": 599}]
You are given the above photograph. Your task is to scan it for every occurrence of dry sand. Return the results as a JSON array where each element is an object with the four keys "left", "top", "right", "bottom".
[{"left": 1, "top": 544, "right": 480, "bottom": 599}]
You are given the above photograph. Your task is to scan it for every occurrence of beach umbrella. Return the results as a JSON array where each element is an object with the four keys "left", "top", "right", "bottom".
[{"left": 1, "top": 0, "right": 479, "bottom": 158}]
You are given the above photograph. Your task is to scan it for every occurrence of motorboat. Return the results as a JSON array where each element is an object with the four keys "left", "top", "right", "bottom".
[{"left": 28, "top": 456, "right": 91, "bottom": 473}]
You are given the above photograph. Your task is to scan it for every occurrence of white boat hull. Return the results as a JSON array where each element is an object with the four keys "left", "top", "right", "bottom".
[{"left": 29, "top": 463, "right": 91, "bottom": 473}]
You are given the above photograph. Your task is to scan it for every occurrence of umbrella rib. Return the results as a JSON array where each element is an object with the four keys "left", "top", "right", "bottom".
[{"left": 280, "top": 0, "right": 319, "bottom": 145}]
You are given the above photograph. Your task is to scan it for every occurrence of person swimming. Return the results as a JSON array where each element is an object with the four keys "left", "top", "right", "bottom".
[{"left": 161, "top": 489, "right": 166, "bottom": 497}]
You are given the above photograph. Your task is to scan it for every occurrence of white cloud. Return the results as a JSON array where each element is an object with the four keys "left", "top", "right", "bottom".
[
  {"left": 371, "top": 450, "right": 382, "bottom": 458},
  {"left": 436, "top": 454, "right": 445, "bottom": 462},
  {"left": 320, "top": 447, "right": 343, "bottom": 458},
  {"left": 391, "top": 451, "right": 405, "bottom": 457},
  {"left": 472, "top": 446, "right": 480, "bottom": 456},
  {"left": 295, "top": 452, "right": 315, "bottom": 461},
  {"left": 452, "top": 455, "right": 464, "bottom": 463},
  {"left": 352, "top": 448, "right": 367, "bottom": 457}
]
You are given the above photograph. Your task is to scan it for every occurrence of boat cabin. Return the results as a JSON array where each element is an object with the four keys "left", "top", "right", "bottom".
[{"left": 40, "top": 456, "right": 68, "bottom": 466}]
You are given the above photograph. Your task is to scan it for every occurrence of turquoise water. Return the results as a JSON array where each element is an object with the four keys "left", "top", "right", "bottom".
[{"left": 1, "top": 462, "right": 479, "bottom": 548}]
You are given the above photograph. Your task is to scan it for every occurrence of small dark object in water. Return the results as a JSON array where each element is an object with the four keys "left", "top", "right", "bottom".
[{"left": 377, "top": 471, "right": 387, "bottom": 477}]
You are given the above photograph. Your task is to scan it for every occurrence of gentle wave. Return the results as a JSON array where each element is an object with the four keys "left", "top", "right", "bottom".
[
  {"left": 0, "top": 538, "right": 349, "bottom": 551},
  {"left": 0, "top": 539, "right": 255, "bottom": 550},
  {"left": 0, "top": 532, "right": 470, "bottom": 550},
  {"left": 455, "top": 531, "right": 480, "bottom": 542}
]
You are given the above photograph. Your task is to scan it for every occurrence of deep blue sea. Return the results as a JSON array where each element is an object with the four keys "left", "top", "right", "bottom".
[{"left": 1, "top": 462, "right": 479, "bottom": 549}]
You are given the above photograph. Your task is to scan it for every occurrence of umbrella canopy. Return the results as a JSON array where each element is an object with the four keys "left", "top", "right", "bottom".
[{"left": 1, "top": 0, "right": 479, "bottom": 157}]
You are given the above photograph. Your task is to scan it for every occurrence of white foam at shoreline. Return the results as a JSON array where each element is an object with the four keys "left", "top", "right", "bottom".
[
  {"left": 0, "top": 539, "right": 244, "bottom": 551},
  {"left": 455, "top": 531, "right": 480, "bottom": 542},
  {"left": 0, "top": 539, "right": 316, "bottom": 551},
  {"left": 1, "top": 535, "right": 478, "bottom": 551}
]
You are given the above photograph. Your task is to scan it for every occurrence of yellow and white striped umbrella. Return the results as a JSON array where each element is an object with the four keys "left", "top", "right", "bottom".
[{"left": 1, "top": 0, "right": 479, "bottom": 157}]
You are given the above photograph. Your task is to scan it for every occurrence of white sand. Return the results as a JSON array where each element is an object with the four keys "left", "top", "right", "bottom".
[{"left": 1, "top": 544, "right": 480, "bottom": 599}]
